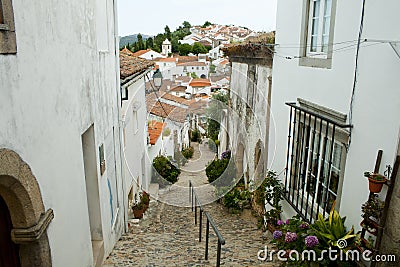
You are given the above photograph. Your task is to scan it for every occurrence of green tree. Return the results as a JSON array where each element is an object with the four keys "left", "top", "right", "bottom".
[
  {"left": 182, "top": 21, "right": 191, "bottom": 29},
  {"left": 202, "top": 21, "right": 212, "bottom": 28},
  {"left": 164, "top": 25, "right": 172, "bottom": 41},
  {"left": 146, "top": 37, "right": 154, "bottom": 49},
  {"left": 192, "top": 42, "right": 208, "bottom": 55},
  {"left": 137, "top": 33, "right": 145, "bottom": 50},
  {"left": 178, "top": 43, "right": 192, "bottom": 56},
  {"left": 190, "top": 72, "right": 198, "bottom": 79}
]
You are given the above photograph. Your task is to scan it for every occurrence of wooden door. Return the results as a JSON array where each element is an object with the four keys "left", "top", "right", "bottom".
[{"left": 0, "top": 196, "right": 20, "bottom": 267}]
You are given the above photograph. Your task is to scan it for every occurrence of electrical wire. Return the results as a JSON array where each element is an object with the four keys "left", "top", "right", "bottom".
[{"left": 348, "top": 0, "right": 367, "bottom": 148}]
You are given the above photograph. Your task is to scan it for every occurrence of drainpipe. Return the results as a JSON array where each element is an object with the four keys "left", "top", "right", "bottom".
[{"left": 112, "top": 0, "right": 128, "bottom": 233}]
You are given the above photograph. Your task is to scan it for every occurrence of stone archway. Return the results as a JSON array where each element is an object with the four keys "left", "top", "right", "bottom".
[{"left": 0, "top": 149, "right": 53, "bottom": 267}]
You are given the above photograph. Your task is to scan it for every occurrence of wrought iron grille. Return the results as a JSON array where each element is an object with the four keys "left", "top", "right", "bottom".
[{"left": 284, "top": 102, "right": 352, "bottom": 223}]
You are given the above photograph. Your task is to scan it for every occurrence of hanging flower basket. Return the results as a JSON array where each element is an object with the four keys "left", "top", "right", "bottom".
[{"left": 364, "top": 172, "right": 387, "bottom": 193}]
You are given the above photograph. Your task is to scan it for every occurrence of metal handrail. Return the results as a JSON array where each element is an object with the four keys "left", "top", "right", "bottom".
[{"left": 189, "top": 181, "right": 225, "bottom": 267}]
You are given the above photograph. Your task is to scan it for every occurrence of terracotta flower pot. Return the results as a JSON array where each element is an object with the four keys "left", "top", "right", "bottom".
[
  {"left": 133, "top": 208, "right": 144, "bottom": 219},
  {"left": 368, "top": 177, "right": 386, "bottom": 193}
]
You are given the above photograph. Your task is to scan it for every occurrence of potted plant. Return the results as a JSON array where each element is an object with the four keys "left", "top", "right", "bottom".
[
  {"left": 132, "top": 201, "right": 145, "bottom": 219},
  {"left": 364, "top": 172, "right": 387, "bottom": 193},
  {"left": 141, "top": 191, "right": 150, "bottom": 211},
  {"left": 361, "top": 193, "right": 384, "bottom": 222}
]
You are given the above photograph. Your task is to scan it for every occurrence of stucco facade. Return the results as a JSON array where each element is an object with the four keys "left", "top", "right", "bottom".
[
  {"left": 0, "top": 0, "right": 124, "bottom": 266},
  {"left": 271, "top": 0, "right": 400, "bottom": 244}
]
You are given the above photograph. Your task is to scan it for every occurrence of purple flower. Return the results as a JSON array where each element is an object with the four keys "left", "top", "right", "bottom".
[
  {"left": 286, "top": 219, "right": 290, "bottom": 225},
  {"left": 277, "top": 220, "right": 285, "bottom": 226},
  {"left": 299, "top": 223, "right": 309, "bottom": 229},
  {"left": 285, "top": 232, "right": 297, "bottom": 243},
  {"left": 273, "top": 230, "right": 283, "bottom": 239},
  {"left": 305, "top": 236, "right": 319, "bottom": 248}
]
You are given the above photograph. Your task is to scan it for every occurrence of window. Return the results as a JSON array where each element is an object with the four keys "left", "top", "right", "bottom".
[
  {"left": 202, "top": 67, "right": 205, "bottom": 70},
  {"left": 0, "top": 0, "right": 17, "bottom": 54},
  {"left": 299, "top": 0, "right": 336, "bottom": 68},
  {"left": 284, "top": 99, "right": 351, "bottom": 223}
]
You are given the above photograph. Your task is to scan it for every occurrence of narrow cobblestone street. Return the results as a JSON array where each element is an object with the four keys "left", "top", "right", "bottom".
[{"left": 104, "top": 142, "right": 277, "bottom": 266}]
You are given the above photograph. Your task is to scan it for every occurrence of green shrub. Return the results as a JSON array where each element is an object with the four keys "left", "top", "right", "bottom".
[
  {"left": 182, "top": 146, "right": 194, "bottom": 159},
  {"left": 190, "top": 129, "right": 201, "bottom": 142},
  {"left": 152, "top": 155, "right": 181, "bottom": 184},
  {"left": 222, "top": 187, "right": 251, "bottom": 212},
  {"left": 206, "top": 157, "right": 237, "bottom": 186}
]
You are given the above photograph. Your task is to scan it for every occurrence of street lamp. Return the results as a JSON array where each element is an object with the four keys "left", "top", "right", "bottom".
[{"left": 153, "top": 69, "right": 163, "bottom": 90}]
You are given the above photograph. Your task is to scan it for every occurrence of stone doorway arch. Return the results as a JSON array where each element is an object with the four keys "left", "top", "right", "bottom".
[{"left": 0, "top": 149, "right": 53, "bottom": 267}]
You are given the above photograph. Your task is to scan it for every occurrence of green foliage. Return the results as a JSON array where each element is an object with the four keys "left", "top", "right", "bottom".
[
  {"left": 178, "top": 43, "right": 193, "bottom": 56},
  {"left": 190, "top": 72, "right": 198, "bottom": 79},
  {"left": 361, "top": 194, "right": 384, "bottom": 220},
  {"left": 206, "top": 158, "right": 229, "bottom": 183},
  {"left": 152, "top": 155, "right": 180, "bottom": 185},
  {"left": 202, "top": 21, "right": 213, "bottom": 28},
  {"left": 190, "top": 129, "right": 201, "bottom": 142},
  {"left": 182, "top": 146, "right": 194, "bottom": 159},
  {"left": 162, "top": 127, "right": 171, "bottom": 137},
  {"left": 222, "top": 187, "right": 251, "bottom": 212},
  {"left": 257, "top": 171, "right": 284, "bottom": 225},
  {"left": 209, "top": 64, "right": 216, "bottom": 73},
  {"left": 192, "top": 42, "right": 208, "bottom": 55},
  {"left": 310, "top": 209, "right": 358, "bottom": 249},
  {"left": 206, "top": 157, "right": 237, "bottom": 187}
]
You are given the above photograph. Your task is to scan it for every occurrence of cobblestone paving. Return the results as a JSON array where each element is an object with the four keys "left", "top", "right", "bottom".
[{"left": 104, "top": 142, "right": 277, "bottom": 266}]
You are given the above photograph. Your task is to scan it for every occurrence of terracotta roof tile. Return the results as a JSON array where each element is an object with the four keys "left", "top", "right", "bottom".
[
  {"left": 148, "top": 120, "right": 165, "bottom": 145},
  {"left": 147, "top": 101, "right": 188, "bottom": 123},
  {"left": 155, "top": 57, "right": 177, "bottom": 63},
  {"left": 132, "top": 49, "right": 151, "bottom": 57},
  {"left": 177, "top": 61, "right": 207, "bottom": 67},
  {"left": 189, "top": 78, "right": 211, "bottom": 87},
  {"left": 120, "top": 49, "right": 154, "bottom": 79},
  {"left": 175, "top": 76, "right": 192, "bottom": 83}
]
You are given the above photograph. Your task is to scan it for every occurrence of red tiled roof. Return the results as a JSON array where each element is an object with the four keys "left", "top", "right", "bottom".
[
  {"left": 147, "top": 100, "right": 187, "bottom": 123},
  {"left": 177, "top": 61, "right": 206, "bottom": 67},
  {"left": 161, "top": 93, "right": 190, "bottom": 105},
  {"left": 170, "top": 86, "right": 187, "bottom": 92},
  {"left": 175, "top": 56, "right": 198, "bottom": 63},
  {"left": 148, "top": 121, "right": 165, "bottom": 145},
  {"left": 119, "top": 49, "right": 154, "bottom": 79},
  {"left": 155, "top": 57, "right": 177, "bottom": 63},
  {"left": 132, "top": 49, "right": 151, "bottom": 57},
  {"left": 189, "top": 78, "right": 211, "bottom": 87},
  {"left": 175, "top": 76, "right": 192, "bottom": 83}
]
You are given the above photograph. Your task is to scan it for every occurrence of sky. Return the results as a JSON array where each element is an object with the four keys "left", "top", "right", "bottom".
[{"left": 117, "top": 0, "right": 277, "bottom": 37}]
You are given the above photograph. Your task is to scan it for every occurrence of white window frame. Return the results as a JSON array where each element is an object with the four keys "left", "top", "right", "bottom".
[
  {"left": 299, "top": 0, "right": 336, "bottom": 68},
  {"left": 306, "top": 0, "right": 332, "bottom": 57}
]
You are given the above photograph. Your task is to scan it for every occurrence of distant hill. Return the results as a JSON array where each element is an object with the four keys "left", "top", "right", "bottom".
[{"left": 119, "top": 34, "right": 152, "bottom": 49}]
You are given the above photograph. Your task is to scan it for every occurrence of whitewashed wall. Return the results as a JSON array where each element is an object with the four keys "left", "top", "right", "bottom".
[
  {"left": 271, "top": 0, "right": 400, "bottom": 229},
  {"left": 0, "top": 0, "right": 124, "bottom": 266}
]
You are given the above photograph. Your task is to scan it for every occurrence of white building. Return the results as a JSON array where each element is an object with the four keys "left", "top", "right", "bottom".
[
  {"left": 119, "top": 48, "right": 153, "bottom": 220},
  {"left": 154, "top": 57, "right": 177, "bottom": 80},
  {"left": 0, "top": 0, "right": 124, "bottom": 266},
  {"left": 161, "top": 39, "right": 172, "bottom": 56},
  {"left": 175, "top": 61, "right": 209, "bottom": 79},
  {"left": 188, "top": 78, "right": 212, "bottom": 97},
  {"left": 270, "top": 0, "right": 400, "bottom": 243},
  {"left": 132, "top": 49, "right": 165, "bottom": 60}
]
